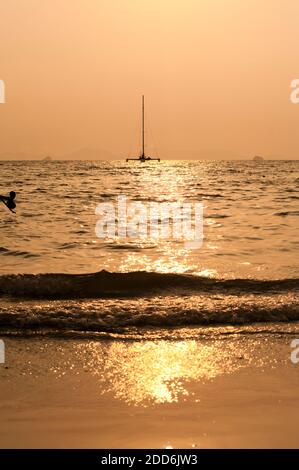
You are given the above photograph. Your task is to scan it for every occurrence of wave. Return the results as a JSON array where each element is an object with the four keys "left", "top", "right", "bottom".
[
  {"left": 204, "top": 214, "right": 230, "bottom": 219},
  {"left": 0, "top": 247, "right": 40, "bottom": 258},
  {"left": 0, "top": 270, "right": 297, "bottom": 299},
  {"left": 274, "top": 210, "right": 299, "bottom": 217},
  {"left": 0, "top": 291, "right": 298, "bottom": 336}
]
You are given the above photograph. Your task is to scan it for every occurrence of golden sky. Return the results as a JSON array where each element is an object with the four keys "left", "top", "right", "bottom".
[{"left": 0, "top": 0, "right": 298, "bottom": 159}]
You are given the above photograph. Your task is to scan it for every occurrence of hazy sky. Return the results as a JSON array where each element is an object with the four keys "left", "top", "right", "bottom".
[{"left": 0, "top": 0, "right": 298, "bottom": 159}]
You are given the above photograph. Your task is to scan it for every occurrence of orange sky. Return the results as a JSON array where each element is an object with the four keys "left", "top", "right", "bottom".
[{"left": 0, "top": 0, "right": 298, "bottom": 159}]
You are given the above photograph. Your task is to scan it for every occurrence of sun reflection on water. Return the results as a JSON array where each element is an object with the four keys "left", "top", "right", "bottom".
[{"left": 76, "top": 339, "right": 243, "bottom": 406}]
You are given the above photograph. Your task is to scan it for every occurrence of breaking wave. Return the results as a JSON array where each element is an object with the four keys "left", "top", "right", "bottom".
[
  {"left": 0, "top": 271, "right": 297, "bottom": 336},
  {"left": 0, "top": 270, "right": 298, "bottom": 299}
]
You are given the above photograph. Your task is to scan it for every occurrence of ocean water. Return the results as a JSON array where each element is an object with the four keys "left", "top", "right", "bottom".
[{"left": 0, "top": 160, "right": 298, "bottom": 337}]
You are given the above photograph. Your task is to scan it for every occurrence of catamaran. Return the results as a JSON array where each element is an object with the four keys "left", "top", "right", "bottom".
[{"left": 126, "top": 96, "right": 160, "bottom": 162}]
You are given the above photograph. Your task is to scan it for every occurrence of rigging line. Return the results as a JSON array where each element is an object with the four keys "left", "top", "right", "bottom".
[
  {"left": 126, "top": 100, "right": 141, "bottom": 158},
  {"left": 147, "top": 121, "right": 160, "bottom": 159}
]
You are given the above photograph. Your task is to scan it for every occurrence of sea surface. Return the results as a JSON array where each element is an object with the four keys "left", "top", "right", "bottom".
[{"left": 0, "top": 159, "right": 298, "bottom": 337}]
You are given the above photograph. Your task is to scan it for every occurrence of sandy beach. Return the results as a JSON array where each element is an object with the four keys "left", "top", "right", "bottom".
[{"left": 1, "top": 331, "right": 299, "bottom": 448}]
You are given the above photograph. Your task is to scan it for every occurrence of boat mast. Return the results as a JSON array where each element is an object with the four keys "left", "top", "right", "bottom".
[
  {"left": 126, "top": 95, "right": 160, "bottom": 162},
  {"left": 142, "top": 95, "right": 145, "bottom": 158}
]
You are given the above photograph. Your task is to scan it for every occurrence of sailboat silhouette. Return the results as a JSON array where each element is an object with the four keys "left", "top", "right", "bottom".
[{"left": 126, "top": 96, "right": 160, "bottom": 162}]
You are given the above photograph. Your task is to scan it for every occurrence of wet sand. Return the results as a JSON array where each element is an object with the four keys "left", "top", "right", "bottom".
[{"left": 1, "top": 334, "right": 299, "bottom": 448}]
